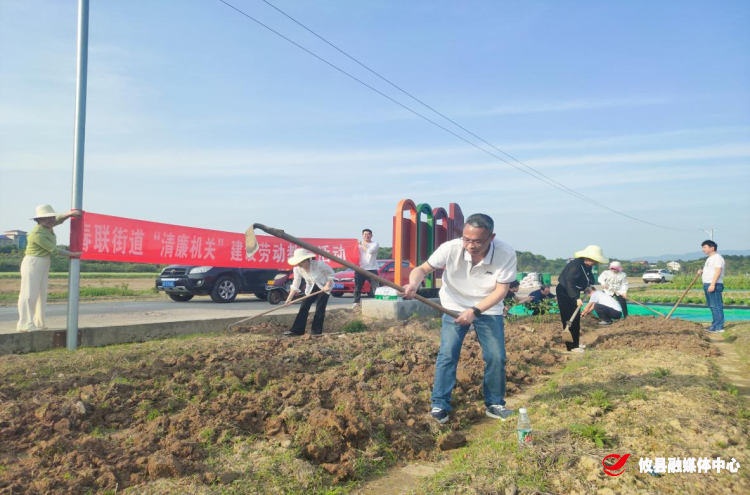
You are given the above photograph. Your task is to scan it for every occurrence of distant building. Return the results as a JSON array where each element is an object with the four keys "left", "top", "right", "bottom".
[
  {"left": 0, "top": 235, "right": 12, "bottom": 247},
  {"left": 3, "top": 230, "right": 27, "bottom": 249},
  {"left": 632, "top": 260, "right": 650, "bottom": 266},
  {"left": 667, "top": 261, "right": 681, "bottom": 272}
]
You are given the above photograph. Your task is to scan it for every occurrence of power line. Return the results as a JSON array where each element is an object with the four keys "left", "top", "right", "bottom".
[{"left": 217, "top": 0, "right": 705, "bottom": 234}]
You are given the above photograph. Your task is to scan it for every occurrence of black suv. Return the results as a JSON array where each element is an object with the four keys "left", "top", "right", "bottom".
[{"left": 156, "top": 265, "right": 289, "bottom": 303}]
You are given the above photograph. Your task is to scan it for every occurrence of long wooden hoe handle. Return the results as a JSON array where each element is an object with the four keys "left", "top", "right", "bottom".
[
  {"left": 251, "top": 224, "right": 460, "bottom": 318},
  {"left": 227, "top": 290, "right": 323, "bottom": 330},
  {"left": 665, "top": 271, "right": 701, "bottom": 320},
  {"left": 616, "top": 292, "right": 666, "bottom": 317}
]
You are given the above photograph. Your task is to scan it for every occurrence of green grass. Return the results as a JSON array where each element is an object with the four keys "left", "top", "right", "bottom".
[
  {"left": 651, "top": 367, "right": 672, "bottom": 378},
  {"left": 0, "top": 285, "right": 159, "bottom": 303},
  {"left": 649, "top": 275, "right": 750, "bottom": 290},
  {"left": 569, "top": 423, "right": 613, "bottom": 448},
  {"left": 587, "top": 389, "right": 613, "bottom": 411},
  {"left": 342, "top": 319, "right": 368, "bottom": 334},
  {"left": 724, "top": 322, "right": 750, "bottom": 377},
  {"left": 0, "top": 272, "right": 159, "bottom": 279}
]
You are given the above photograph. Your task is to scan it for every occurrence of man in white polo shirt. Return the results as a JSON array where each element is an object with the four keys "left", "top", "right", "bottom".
[
  {"left": 698, "top": 239, "right": 726, "bottom": 333},
  {"left": 401, "top": 213, "right": 517, "bottom": 424},
  {"left": 582, "top": 286, "right": 622, "bottom": 325},
  {"left": 353, "top": 229, "right": 379, "bottom": 309}
]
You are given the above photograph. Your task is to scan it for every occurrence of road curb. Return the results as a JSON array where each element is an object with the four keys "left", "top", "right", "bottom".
[{"left": 0, "top": 313, "right": 297, "bottom": 355}]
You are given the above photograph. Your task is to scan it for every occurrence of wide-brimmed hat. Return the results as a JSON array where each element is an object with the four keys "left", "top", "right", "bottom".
[
  {"left": 574, "top": 245, "right": 609, "bottom": 264},
  {"left": 288, "top": 248, "right": 316, "bottom": 265},
  {"left": 31, "top": 204, "right": 60, "bottom": 220},
  {"left": 609, "top": 261, "right": 623, "bottom": 271}
]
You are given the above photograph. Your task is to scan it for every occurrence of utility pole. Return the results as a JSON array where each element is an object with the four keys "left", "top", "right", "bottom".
[
  {"left": 700, "top": 229, "right": 715, "bottom": 241},
  {"left": 66, "top": 0, "right": 89, "bottom": 351}
]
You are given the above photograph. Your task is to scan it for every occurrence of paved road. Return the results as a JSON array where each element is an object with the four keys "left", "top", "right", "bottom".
[
  {"left": 0, "top": 295, "right": 354, "bottom": 334},
  {"left": 2, "top": 280, "right": 644, "bottom": 335}
]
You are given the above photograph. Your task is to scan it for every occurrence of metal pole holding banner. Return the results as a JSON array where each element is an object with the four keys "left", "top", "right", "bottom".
[{"left": 66, "top": 0, "right": 89, "bottom": 351}]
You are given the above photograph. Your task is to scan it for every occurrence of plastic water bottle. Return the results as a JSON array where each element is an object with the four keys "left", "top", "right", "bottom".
[{"left": 517, "top": 408, "right": 532, "bottom": 447}]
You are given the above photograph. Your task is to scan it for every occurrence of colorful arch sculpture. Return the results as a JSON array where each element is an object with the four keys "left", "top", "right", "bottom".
[{"left": 393, "top": 200, "right": 464, "bottom": 287}]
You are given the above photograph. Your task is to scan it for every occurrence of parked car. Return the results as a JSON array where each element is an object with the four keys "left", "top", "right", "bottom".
[
  {"left": 642, "top": 269, "right": 675, "bottom": 284},
  {"left": 156, "top": 265, "right": 290, "bottom": 303},
  {"left": 331, "top": 260, "right": 410, "bottom": 297}
]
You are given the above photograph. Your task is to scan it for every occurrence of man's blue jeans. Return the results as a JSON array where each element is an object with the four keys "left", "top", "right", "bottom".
[
  {"left": 703, "top": 283, "right": 725, "bottom": 330},
  {"left": 431, "top": 313, "right": 506, "bottom": 412}
]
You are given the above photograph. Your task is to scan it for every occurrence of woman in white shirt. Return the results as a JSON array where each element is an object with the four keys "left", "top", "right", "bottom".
[{"left": 283, "top": 248, "right": 335, "bottom": 336}]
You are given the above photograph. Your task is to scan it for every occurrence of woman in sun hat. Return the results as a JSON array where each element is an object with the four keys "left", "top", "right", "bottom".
[
  {"left": 556, "top": 245, "right": 609, "bottom": 353},
  {"left": 17, "top": 205, "right": 83, "bottom": 332},
  {"left": 283, "top": 248, "right": 335, "bottom": 337},
  {"left": 598, "top": 260, "right": 629, "bottom": 318}
]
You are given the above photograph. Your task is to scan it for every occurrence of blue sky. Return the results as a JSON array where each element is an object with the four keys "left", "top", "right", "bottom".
[{"left": 1, "top": 0, "right": 748, "bottom": 260}]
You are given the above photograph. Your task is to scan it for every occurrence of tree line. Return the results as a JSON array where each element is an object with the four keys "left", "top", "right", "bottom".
[{"left": 2, "top": 244, "right": 747, "bottom": 275}]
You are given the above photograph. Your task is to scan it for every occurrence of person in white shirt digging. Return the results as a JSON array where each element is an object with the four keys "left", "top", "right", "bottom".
[
  {"left": 582, "top": 286, "right": 623, "bottom": 326},
  {"left": 283, "top": 249, "right": 335, "bottom": 337}
]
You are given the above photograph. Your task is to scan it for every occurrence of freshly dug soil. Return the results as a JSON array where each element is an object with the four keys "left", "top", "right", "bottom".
[{"left": 0, "top": 313, "right": 713, "bottom": 493}]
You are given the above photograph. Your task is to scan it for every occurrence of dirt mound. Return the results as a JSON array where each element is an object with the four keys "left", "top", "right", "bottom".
[
  {"left": 588, "top": 316, "right": 719, "bottom": 356},
  {"left": 0, "top": 314, "right": 718, "bottom": 493}
]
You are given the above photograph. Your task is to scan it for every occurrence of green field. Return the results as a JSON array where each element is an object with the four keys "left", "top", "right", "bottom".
[
  {"left": 650, "top": 274, "right": 750, "bottom": 290},
  {"left": 0, "top": 272, "right": 159, "bottom": 279}
]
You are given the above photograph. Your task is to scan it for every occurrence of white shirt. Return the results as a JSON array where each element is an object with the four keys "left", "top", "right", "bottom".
[
  {"left": 291, "top": 260, "right": 335, "bottom": 295},
  {"left": 589, "top": 291, "right": 622, "bottom": 313},
  {"left": 598, "top": 270, "right": 628, "bottom": 296},
  {"left": 702, "top": 253, "right": 725, "bottom": 284},
  {"left": 358, "top": 241, "right": 380, "bottom": 270},
  {"left": 427, "top": 238, "right": 517, "bottom": 315}
]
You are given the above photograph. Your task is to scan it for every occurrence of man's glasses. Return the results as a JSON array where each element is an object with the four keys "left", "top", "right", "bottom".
[{"left": 461, "top": 236, "right": 490, "bottom": 246}]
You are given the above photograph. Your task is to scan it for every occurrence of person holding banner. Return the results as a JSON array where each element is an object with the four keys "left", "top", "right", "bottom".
[
  {"left": 353, "top": 228, "right": 380, "bottom": 309},
  {"left": 283, "top": 248, "right": 335, "bottom": 337},
  {"left": 17, "top": 205, "right": 82, "bottom": 332}
]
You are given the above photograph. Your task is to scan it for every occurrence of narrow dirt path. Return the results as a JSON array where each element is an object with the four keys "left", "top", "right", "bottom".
[{"left": 706, "top": 332, "right": 750, "bottom": 400}]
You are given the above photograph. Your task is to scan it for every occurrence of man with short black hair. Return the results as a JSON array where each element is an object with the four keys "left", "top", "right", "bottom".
[
  {"left": 353, "top": 229, "right": 379, "bottom": 309},
  {"left": 526, "top": 284, "right": 556, "bottom": 315},
  {"left": 698, "top": 240, "right": 725, "bottom": 333},
  {"left": 401, "top": 213, "right": 517, "bottom": 424}
]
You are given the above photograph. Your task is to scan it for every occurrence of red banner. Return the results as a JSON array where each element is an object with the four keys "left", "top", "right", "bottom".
[{"left": 70, "top": 212, "right": 358, "bottom": 269}]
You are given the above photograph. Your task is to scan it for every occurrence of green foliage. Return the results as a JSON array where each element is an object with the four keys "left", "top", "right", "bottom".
[
  {"left": 377, "top": 246, "right": 393, "bottom": 259},
  {"left": 0, "top": 272, "right": 158, "bottom": 279},
  {"left": 569, "top": 423, "right": 613, "bottom": 448},
  {"left": 342, "top": 320, "right": 367, "bottom": 334},
  {"left": 651, "top": 367, "right": 671, "bottom": 378},
  {"left": 650, "top": 274, "right": 750, "bottom": 290},
  {"left": 0, "top": 249, "right": 162, "bottom": 273},
  {"left": 626, "top": 388, "right": 648, "bottom": 401},
  {"left": 587, "top": 389, "right": 613, "bottom": 411}
]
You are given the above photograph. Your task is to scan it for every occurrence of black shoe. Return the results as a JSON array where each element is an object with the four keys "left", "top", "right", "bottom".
[
  {"left": 283, "top": 331, "right": 303, "bottom": 337},
  {"left": 430, "top": 407, "right": 449, "bottom": 424},
  {"left": 311, "top": 332, "right": 323, "bottom": 337}
]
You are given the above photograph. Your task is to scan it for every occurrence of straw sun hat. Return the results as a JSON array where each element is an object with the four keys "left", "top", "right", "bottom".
[
  {"left": 288, "top": 248, "right": 316, "bottom": 265},
  {"left": 31, "top": 204, "right": 60, "bottom": 220},
  {"left": 574, "top": 245, "right": 609, "bottom": 264}
]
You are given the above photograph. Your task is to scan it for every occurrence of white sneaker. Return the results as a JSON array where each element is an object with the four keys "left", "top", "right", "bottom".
[
  {"left": 578, "top": 344, "right": 586, "bottom": 349},
  {"left": 352, "top": 303, "right": 361, "bottom": 310},
  {"left": 569, "top": 347, "right": 585, "bottom": 353}
]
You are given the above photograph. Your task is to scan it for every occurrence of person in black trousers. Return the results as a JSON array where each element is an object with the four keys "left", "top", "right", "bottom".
[
  {"left": 283, "top": 248, "right": 335, "bottom": 337},
  {"left": 556, "top": 245, "right": 609, "bottom": 353}
]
